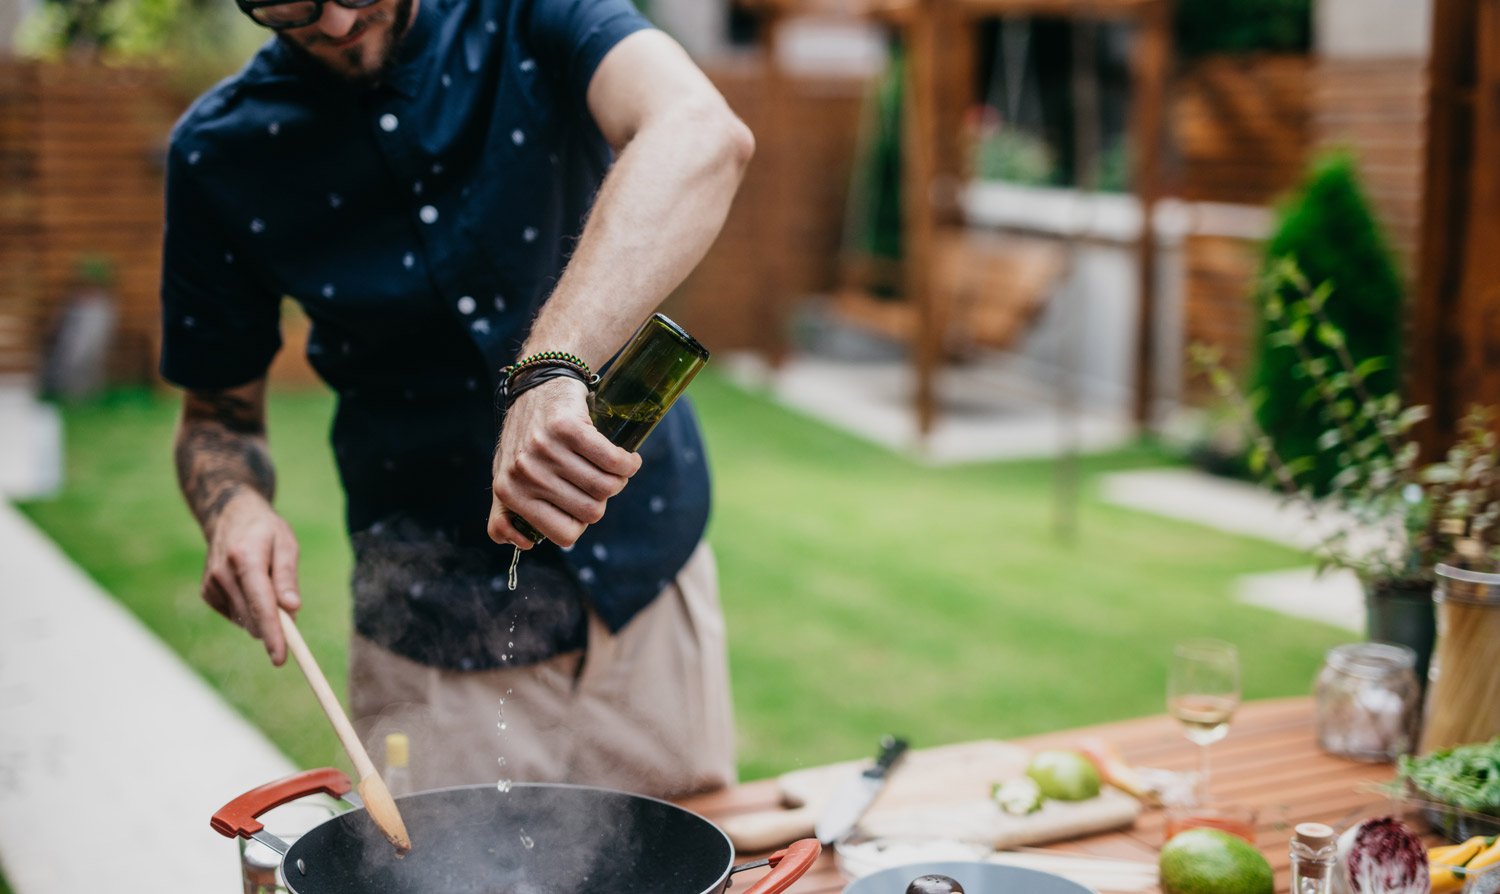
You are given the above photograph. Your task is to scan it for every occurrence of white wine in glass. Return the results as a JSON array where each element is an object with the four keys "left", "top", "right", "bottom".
[{"left": 1167, "top": 639, "right": 1240, "bottom": 801}]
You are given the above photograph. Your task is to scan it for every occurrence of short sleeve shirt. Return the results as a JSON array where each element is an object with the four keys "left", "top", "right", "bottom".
[{"left": 159, "top": 0, "right": 712, "bottom": 671}]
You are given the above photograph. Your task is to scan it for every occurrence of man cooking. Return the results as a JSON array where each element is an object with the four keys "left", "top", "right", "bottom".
[{"left": 161, "top": 0, "right": 752, "bottom": 798}]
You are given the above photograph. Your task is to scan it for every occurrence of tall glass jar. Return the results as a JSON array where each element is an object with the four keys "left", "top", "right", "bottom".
[
  {"left": 1420, "top": 564, "right": 1500, "bottom": 752},
  {"left": 1314, "top": 642, "right": 1421, "bottom": 762}
]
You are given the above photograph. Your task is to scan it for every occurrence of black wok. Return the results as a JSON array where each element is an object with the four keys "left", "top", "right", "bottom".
[{"left": 212, "top": 768, "right": 819, "bottom": 894}]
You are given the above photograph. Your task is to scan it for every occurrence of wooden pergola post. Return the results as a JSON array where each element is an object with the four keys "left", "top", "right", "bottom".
[
  {"left": 1411, "top": 0, "right": 1500, "bottom": 456},
  {"left": 750, "top": 0, "right": 1171, "bottom": 437}
]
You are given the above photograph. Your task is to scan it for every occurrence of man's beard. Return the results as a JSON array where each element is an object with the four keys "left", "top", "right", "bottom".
[{"left": 280, "top": 0, "right": 414, "bottom": 88}]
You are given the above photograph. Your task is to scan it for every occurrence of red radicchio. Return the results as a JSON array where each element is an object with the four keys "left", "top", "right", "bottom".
[{"left": 1338, "top": 817, "right": 1429, "bottom": 894}]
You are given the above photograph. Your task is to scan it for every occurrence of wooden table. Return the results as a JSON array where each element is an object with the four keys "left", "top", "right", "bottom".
[{"left": 679, "top": 697, "right": 1400, "bottom": 892}]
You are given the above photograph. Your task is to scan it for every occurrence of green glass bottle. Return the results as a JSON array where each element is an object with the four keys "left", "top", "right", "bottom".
[{"left": 506, "top": 313, "right": 710, "bottom": 580}]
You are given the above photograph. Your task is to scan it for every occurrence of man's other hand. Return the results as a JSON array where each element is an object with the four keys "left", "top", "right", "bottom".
[
  {"left": 202, "top": 491, "right": 302, "bottom": 666},
  {"left": 489, "top": 377, "right": 640, "bottom": 549}
]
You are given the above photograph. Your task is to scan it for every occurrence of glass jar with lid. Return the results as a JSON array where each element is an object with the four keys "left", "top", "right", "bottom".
[{"left": 1314, "top": 642, "right": 1421, "bottom": 762}]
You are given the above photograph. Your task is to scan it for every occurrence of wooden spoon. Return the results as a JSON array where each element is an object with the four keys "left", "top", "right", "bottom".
[{"left": 278, "top": 608, "right": 412, "bottom": 855}]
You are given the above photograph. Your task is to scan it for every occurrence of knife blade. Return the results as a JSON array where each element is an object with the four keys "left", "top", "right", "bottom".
[{"left": 814, "top": 734, "right": 909, "bottom": 845}]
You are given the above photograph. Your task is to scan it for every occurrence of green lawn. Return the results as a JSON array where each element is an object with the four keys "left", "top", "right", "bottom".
[{"left": 15, "top": 372, "right": 1348, "bottom": 781}]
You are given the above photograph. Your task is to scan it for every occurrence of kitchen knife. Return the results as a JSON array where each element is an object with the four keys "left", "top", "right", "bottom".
[{"left": 814, "top": 735, "right": 909, "bottom": 845}]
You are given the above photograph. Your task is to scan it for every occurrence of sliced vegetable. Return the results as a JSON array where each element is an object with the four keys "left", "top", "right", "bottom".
[{"left": 992, "top": 777, "right": 1043, "bottom": 815}]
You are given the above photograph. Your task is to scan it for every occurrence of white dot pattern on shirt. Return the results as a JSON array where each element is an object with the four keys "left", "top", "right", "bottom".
[
  {"left": 649, "top": 496, "right": 666, "bottom": 513},
  {"left": 379, "top": 113, "right": 399, "bottom": 132},
  {"left": 321, "top": 283, "right": 335, "bottom": 298},
  {"left": 183, "top": 316, "right": 196, "bottom": 329},
  {"left": 402, "top": 252, "right": 415, "bottom": 269},
  {"left": 472, "top": 319, "right": 490, "bottom": 335},
  {"left": 328, "top": 193, "right": 343, "bottom": 208},
  {"left": 419, "top": 205, "right": 438, "bottom": 224},
  {"left": 224, "top": 252, "right": 234, "bottom": 264},
  {"left": 511, "top": 129, "right": 525, "bottom": 146},
  {"left": 250, "top": 218, "right": 265, "bottom": 234},
  {"left": 522, "top": 227, "right": 537, "bottom": 243},
  {"left": 592, "top": 543, "right": 608, "bottom": 562},
  {"left": 485, "top": 19, "right": 497, "bottom": 33},
  {"left": 520, "top": 59, "right": 536, "bottom": 72},
  {"left": 268, "top": 121, "right": 281, "bottom": 136},
  {"left": 432, "top": 162, "right": 444, "bottom": 174},
  {"left": 188, "top": 150, "right": 202, "bottom": 165},
  {"left": 578, "top": 567, "right": 595, "bottom": 583},
  {"left": 441, "top": 74, "right": 452, "bottom": 88},
  {"left": 457, "top": 296, "right": 476, "bottom": 315},
  {"left": 412, "top": 180, "right": 423, "bottom": 195},
  {"left": 494, "top": 296, "right": 506, "bottom": 312}
]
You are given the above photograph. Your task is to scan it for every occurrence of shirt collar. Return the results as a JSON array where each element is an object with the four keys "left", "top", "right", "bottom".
[{"left": 381, "top": 0, "right": 438, "bottom": 99}]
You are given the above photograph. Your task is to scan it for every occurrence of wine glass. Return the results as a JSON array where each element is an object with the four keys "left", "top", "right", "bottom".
[{"left": 1167, "top": 639, "right": 1241, "bottom": 803}]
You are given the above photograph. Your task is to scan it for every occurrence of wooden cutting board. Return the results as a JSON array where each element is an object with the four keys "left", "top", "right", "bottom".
[{"left": 720, "top": 740, "right": 1141, "bottom": 852}]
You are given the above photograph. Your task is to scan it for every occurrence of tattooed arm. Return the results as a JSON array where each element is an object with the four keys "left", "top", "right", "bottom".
[{"left": 174, "top": 377, "right": 301, "bottom": 665}]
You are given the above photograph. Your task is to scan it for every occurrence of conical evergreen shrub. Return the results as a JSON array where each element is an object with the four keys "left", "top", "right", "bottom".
[{"left": 1250, "top": 152, "right": 1405, "bottom": 494}]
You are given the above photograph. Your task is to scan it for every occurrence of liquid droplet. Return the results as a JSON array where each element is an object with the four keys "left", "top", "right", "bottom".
[
  {"left": 507, "top": 547, "right": 520, "bottom": 590},
  {"left": 496, "top": 779, "right": 512, "bottom": 793},
  {"left": 520, "top": 832, "right": 535, "bottom": 850}
]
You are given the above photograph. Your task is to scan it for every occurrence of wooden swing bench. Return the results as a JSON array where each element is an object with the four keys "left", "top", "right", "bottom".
[{"left": 833, "top": 227, "right": 1067, "bottom": 354}]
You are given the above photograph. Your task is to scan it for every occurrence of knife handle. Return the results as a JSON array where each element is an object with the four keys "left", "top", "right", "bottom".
[{"left": 720, "top": 803, "right": 819, "bottom": 853}]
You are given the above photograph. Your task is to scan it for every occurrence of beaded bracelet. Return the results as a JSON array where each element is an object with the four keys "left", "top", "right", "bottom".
[{"left": 502, "top": 350, "right": 593, "bottom": 380}]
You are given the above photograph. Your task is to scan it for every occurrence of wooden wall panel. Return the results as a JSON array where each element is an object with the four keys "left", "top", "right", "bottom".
[
  {"left": 1314, "top": 58, "right": 1427, "bottom": 280},
  {"left": 1170, "top": 55, "right": 1313, "bottom": 206}
]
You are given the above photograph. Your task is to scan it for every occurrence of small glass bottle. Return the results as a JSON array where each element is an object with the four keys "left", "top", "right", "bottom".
[
  {"left": 384, "top": 732, "right": 412, "bottom": 799},
  {"left": 507, "top": 313, "right": 710, "bottom": 560},
  {"left": 1289, "top": 822, "right": 1336, "bottom": 894}
]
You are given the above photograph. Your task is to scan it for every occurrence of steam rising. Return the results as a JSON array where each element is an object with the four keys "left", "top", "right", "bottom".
[{"left": 323, "top": 784, "right": 723, "bottom": 893}]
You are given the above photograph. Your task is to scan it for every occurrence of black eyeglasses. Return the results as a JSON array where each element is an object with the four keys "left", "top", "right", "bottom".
[{"left": 236, "top": 0, "right": 380, "bottom": 30}]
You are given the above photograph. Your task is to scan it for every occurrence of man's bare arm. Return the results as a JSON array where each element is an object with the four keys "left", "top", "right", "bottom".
[
  {"left": 488, "top": 29, "right": 754, "bottom": 549},
  {"left": 175, "top": 383, "right": 276, "bottom": 532},
  {"left": 174, "top": 378, "right": 301, "bottom": 665}
]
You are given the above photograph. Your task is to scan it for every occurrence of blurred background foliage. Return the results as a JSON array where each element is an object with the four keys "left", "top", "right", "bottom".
[
  {"left": 18, "top": 0, "right": 276, "bottom": 95},
  {"left": 1175, "top": 0, "right": 1312, "bottom": 58}
]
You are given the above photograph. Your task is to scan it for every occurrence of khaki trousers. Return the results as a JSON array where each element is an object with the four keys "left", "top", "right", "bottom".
[{"left": 349, "top": 543, "right": 735, "bottom": 800}]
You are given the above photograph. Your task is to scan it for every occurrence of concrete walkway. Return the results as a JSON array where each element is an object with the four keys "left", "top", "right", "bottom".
[
  {"left": 0, "top": 387, "right": 301, "bottom": 894},
  {"left": 1101, "top": 468, "right": 1365, "bottom": 633}
]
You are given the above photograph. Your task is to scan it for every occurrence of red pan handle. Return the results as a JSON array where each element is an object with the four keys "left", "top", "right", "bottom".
[
  {"left": 210, "top": 768, "right": 353, "bottom": 839},
  {"left": 739, "top": 839, "right": 821, "bottom": 894}
]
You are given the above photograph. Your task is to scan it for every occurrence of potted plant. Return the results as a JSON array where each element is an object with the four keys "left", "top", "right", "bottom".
[{"left": 1193, "top": 260, "right": 1500, "bottom": 684}]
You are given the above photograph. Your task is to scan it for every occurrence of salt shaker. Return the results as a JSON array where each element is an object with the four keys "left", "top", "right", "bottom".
[{"left": 1290, "top": 822, "right": 1336, "bottom": 894}]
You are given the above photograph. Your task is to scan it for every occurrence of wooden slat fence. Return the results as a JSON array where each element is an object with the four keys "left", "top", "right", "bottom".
[{"left": 0, "top": 61, "right": 184, "bottom": 386}]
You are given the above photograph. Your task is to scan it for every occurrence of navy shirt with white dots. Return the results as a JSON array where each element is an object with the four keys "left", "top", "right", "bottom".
[{"left": 158, "top": 0, "right": 712, "bottom": 671}]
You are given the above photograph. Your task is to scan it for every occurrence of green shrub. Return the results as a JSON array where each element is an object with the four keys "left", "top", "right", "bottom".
[
  {"left": 1249, "top": 152, "right": 1405, "bottom": 494},
  {"left": 1175, "top": 0, "right": 1311, "bottom": 58}
]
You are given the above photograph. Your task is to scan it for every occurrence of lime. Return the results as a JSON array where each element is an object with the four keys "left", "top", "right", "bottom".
[
  {"left": 1025, "top": 750, "right": 1101, "bottom": 801},
  {"left": 1159, "top": 828, "right": 1274, "bottom": 894}
]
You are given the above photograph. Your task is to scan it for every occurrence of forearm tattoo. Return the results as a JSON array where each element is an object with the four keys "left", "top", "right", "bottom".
[{"left": 175, "top": 389, "right": 276, "bottom": 534}]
